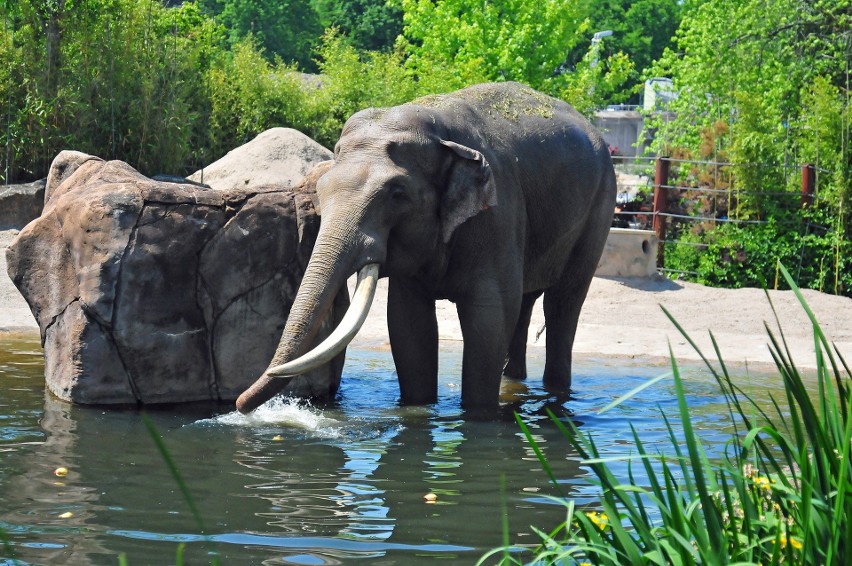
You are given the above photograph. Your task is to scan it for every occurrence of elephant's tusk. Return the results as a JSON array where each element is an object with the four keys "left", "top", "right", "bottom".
[{"left": 265, "top": 263, "right": 380, "bottom": 378}]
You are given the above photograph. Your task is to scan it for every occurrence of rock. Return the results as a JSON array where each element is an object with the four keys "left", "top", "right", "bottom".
[
  {"left": 6, "top": 151, "right": 346, "bottom": 405},
  {"left": 0, "top": 179, "right": 47, "bottom": 228},
  {"left": 189, "top": 128, "right": 332, "bottom": 191}
]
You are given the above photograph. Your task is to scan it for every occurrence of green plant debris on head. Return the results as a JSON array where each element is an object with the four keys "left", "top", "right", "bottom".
[{"left": 411, "top": 83, "right": 555, "bottom": 121}]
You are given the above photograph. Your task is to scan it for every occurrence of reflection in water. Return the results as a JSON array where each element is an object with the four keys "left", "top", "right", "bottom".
[
  {"left": 0, "top": 337, "right": 794, "bottom": 564},
  {"left": 331, "top": 437, "right": 395, "bottom": 546}
]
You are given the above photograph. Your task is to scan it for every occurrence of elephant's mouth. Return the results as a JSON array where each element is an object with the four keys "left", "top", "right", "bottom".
[{"left": 265, "top": 263, "right": 380, "bottom": 379}]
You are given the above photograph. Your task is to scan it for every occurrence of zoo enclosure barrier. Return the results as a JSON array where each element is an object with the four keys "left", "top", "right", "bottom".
[{"left": 610, "top": 155, "right": 842, "bottom": 291}]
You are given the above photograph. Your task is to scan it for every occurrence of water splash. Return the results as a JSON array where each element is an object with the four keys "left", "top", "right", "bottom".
[{"left": 199, "top": 397, "right": 345, "bottom": 438}]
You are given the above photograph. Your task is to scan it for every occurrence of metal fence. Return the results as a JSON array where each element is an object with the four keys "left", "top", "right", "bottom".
[{"left": 609, "top": 155, "right": 842, "bottom": 291}]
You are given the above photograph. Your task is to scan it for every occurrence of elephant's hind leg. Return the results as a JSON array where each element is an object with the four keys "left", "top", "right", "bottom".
[
  {"left": 503, "top": 290, "right": 543, "bottom": 380},
  {"left": 542, "top": 239, "right": 604, "bottom": 391}
]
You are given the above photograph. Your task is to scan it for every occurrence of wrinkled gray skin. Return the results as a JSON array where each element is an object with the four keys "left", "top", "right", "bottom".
[{"left": 237, "top": 82, "right": 616, "bottom": 415}]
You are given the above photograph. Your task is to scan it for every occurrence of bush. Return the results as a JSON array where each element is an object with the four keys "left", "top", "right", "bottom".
[
  {"left": 1, "top": 0, "right": 224, "bottom": 180},
  {"left": 305, "top": 29, "right": 418, "bottom": 147},
  {"left": 206, "top": 38, "right": 309, "bottom": 157},
  {"left": 483, "top": 264, "right": 852, "bottom": 565},
  {"left": 666, "top": 211, "right": 850, "bottom": 296}
]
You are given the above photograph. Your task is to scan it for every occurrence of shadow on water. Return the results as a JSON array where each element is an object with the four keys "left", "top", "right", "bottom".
[{"left": 0, "top": 337, "right": 793, "bottom": 565}]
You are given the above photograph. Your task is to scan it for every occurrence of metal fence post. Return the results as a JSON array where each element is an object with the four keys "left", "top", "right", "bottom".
[
  {"left": 801, "top": 163, "right": 815, "bottom": 208},
  {"left": 653, "top": 157, "right": 670, "bottom": 268}
]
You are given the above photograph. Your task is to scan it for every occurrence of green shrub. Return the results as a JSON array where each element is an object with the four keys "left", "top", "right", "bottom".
[
  {"left": 666, "top": 212, "right": 850, "bottom": 296},
  {"left": 206, "top": 38, "right": 309, "bottom": 156},
  {"left": 482, "top": 264, "right": 852, "bottom": 565},
  {"left": 305, "top": 29, "right": 418, "bottom": 147},
  {"left": 1, "top": 0, "right": 225, "bottom": 180}
]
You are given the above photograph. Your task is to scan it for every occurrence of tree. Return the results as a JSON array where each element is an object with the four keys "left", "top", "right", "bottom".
[
  {"left": 650, "top": 0, "right": 851, "bottom": 187},
  {"left": 560, "top": 0, "right": 685, "bottom": 103},
  {"left": 648, "top": 0, "right": 851, "bottom": 294},
  {"left": 396, "top": 0, "right": 589, "bottom": 92},
  {"left": 199, "top": 0, "right": 322, "bottom": 70},
  {"left": 396, "top": 0, "right": 635, "bottom": 110},
  {"left": 311, "top": 0, "right": 402, "bottom": 51},
  {"left": 573, "top": 0, "right": 684, "bottom": 73},
  {"left": 1, "top": 0, "right": 224, "bottom": 181}
]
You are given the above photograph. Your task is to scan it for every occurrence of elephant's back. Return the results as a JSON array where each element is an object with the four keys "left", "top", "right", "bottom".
[
  {"left": 410, "top": 83, "right": 616, "bottom": 290},
  {"left": 452, "top": 86, "right": 614, "bottom": 291},
  {"left": 412, "top": 82, "right": 562, "bottom": 121}
]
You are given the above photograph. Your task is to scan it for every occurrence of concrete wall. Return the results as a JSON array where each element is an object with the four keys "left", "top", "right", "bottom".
[
  {"left": 593, "top": 110, "right": 646, "bottom": 157},
  {"left": 596, "top": 228, "right": 658, "bottom": 278}
]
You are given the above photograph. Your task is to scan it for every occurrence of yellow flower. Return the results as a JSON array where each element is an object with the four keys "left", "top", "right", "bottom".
[
  {"left": 585, "top": 511, "right": 609, "bottom": 530},
  {"left": 780, "top": 536, "right": 803, "bottom": 550},
  {"left": 754, "top": 476, "right": 772, "bottom": 491}
]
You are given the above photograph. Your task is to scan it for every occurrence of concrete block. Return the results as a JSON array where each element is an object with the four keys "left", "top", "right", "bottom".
[{"left": 596, "top": 228, "right": 658, "bottom": 278}]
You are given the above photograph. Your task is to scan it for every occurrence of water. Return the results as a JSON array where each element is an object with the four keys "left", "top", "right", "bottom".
[{"left": 0, "top": 337, "right": 791, "bottom": 565}]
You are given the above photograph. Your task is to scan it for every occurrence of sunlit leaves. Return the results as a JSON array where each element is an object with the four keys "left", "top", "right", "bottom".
[{"left": 396, "top": 0, "right": 587, "bottom": 90}]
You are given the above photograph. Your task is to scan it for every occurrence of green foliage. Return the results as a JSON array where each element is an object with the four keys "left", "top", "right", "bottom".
[
  {"left": 565, "top": 0, "right": 684, "bottom": 101},
  {"left": 648, "top": 0, "right": 851, "bottom": 296},
  {"left": 312, "top": 0, "right": 403, "bottom": 51},
  {"left": 666, "top": 214, "right": 851, "bottom": 295},
  {"left": 305, "top": 29, "right": 416, "bottom": 146},
  {"left": 1, "top": 0, "right": 224, "bottom": 180},
  {"left": 690, "top": 0, "right": 849, "bottom": 175},
  {"left": 206, "top": 38, "right": 309, "bottom": 154},
  {"left": 201, "top": 29, "right": 418, "bottom": 152},
  {"left": 0, "top": 0, "right": 650, "bottom": 184},
  {"left": 397, "top": 0, "right": 584, "bottom": 91},
  {"left": 199, "top": 0, "right": 322, "bottom": 70},
  {"left": 484, "top": 264, "right": 852, "bottom": 564},
  {"left": 395, "top": 0, "right": 636, "bottom": 114},
  {"left": 797, "top": 76, "right": 852, "bottom": 215},
  {"left": 552, "top": 42, "right": 634, "bottom": 117}
]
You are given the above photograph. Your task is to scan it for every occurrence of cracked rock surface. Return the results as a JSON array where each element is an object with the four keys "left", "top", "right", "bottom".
[{"left": 6, "top": 150, "right": 346, "bottom": 405}]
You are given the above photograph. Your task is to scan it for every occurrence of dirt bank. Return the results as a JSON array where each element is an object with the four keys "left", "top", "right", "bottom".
[{"left": 3, "top": 228, "right": 851, "bottom": 371}]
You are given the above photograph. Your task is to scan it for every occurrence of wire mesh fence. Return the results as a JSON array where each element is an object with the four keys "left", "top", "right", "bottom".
[{"left": 610, "top": 156, "right": 848, "bottom": 295}]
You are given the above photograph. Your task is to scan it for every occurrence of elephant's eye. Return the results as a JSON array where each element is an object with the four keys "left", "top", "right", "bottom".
[{"left": 388, "top": 184, "right": 410, "bottom": 203}]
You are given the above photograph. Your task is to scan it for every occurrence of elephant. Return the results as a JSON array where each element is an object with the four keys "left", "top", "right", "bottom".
[{"left": 236, "top": 82, "right": 616, "bottom": 415}]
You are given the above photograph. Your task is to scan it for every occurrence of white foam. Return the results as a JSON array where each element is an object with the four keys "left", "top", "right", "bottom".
[{"left": 199, "top": 397, "right": 345, "bottom": 437}]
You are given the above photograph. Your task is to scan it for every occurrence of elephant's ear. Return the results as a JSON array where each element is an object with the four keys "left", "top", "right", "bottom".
[{"left": 439, "top": 140, "right": 498, "bottom": 243}]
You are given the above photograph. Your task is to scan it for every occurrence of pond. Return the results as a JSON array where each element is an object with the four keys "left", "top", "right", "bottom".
[{"left": 0, "top": 336, "right": 788, "bottom": 565}]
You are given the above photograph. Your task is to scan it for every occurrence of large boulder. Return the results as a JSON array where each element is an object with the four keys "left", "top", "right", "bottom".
[
  {"left": 6, "top": 151, "right": 346, "bottom": 405},
  {"left": 0, "top": 179, "right": 46, "bottom": 228},
  {"left": 189, "top": 128, "right": 332, "bottom": 191}
]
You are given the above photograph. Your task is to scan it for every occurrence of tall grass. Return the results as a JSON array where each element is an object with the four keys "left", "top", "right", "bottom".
[
  {"left": 482, "top": 263, "right": 851, "bottom": 565},
  {"left": 135, "top": 414, "right": 221, "bottom": 566}
]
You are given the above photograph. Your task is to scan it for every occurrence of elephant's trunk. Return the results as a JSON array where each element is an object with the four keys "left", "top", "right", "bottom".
[
  {"left": 267, "top": 263, "right": 378, "bottom": 377},
  {"left": 236, "top": 211, "right": 382, "bottom": 414}
]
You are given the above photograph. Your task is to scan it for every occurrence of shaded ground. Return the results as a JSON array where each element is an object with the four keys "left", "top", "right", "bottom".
[{"left": 3, "top": 228, "right": 851, "bottom": 371}]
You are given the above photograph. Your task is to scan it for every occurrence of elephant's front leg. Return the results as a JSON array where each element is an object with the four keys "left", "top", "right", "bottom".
[
  {"left": 456, "top": 292, "right": 521, "bottom": 411},
  {"left": 388, "top": 277, "right": 439, "bottom": 404}
]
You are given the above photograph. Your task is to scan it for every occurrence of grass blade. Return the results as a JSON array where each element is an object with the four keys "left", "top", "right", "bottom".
[
  {"left": 514, "top": 412, "right": 565, "bottom": 497},
  {"left": 142, "top": 414, "right": 220, "bottom": 565},
  {"left": 598, "top": 372, "right": 672, "bottom": 414}
]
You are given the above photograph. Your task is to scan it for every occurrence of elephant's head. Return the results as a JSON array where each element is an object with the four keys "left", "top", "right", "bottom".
[{"left": 236, "top": 107, "right": 497, "bottom": 413}]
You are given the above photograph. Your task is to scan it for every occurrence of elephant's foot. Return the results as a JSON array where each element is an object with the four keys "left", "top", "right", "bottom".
[
  {"left": 542, "top": 364, "right": 572, "bottom": 392},
  {"left": 502, "top": 356, "right": 528, "bottom": 380}
]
